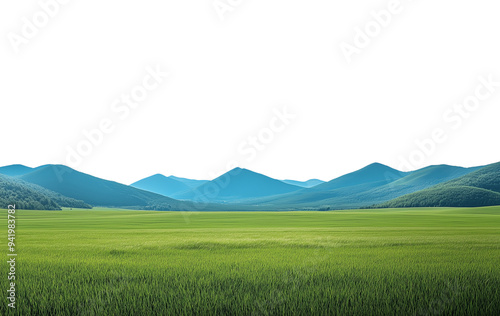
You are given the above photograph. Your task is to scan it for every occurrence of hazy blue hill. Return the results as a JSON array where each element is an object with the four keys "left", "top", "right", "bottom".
[
  {"left": 173, "top": 167, "right": 302, "bottom": 202},
  {"left": 374, "top": 162, "right": 500, "bottom": 208},
  {"left": 311, "top": 163, "right": 406, "bottom": 192},
  {"left": 0, "top": 164, "right": 35, "bottom": 177},
  {"left": 168, "top": 176, "right": 208, "bottom": 188},
  {"left": 131, "top": 174, "right": 191, "bottom": 197},
  {"left": 0, "top": 174, "right": 91, "bottom": 210},
  {"left": 19, "top": 165, "right": 191, "bottom": 209},
  {"left": 281, "top": 179, "right": 324, "bottom": 188}
]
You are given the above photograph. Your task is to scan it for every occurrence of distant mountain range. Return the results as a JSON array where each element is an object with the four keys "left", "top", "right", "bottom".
[
  {"left": 15, "top": 165, "right": 201, "bottom": 211},
  {"left": 0, "top": 161, "right": 499, "bottom": 211}
]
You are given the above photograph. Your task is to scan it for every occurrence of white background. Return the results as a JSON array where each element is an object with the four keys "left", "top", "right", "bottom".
[{"left": 1, "top": 0, "right": 499, "bottom": 184}]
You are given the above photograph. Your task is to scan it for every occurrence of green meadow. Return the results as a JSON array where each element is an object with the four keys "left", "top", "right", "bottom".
[{"left": 1, "top": 207, "right": 499, "bottom": 315}]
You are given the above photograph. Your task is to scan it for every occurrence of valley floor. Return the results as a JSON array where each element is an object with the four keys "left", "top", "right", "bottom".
[{"left": 1, "top": 207, "right": 499, "bottom": 315}]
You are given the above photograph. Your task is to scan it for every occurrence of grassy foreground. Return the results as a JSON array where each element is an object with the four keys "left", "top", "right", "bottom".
[{"left": 1, "top": 207, "right": 499, "bottom": 315}]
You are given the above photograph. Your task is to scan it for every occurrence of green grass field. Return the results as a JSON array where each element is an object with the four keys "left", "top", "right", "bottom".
[{"left": 1, "top": 207, "right": 499, "bottom": 315}]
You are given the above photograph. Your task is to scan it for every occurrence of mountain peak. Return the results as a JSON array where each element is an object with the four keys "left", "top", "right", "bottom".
[
  {"left": 228, "top": 167, "right": 245, "bottom": 173},
  {"left": 151, "top": 173, "right": 167, "bottom": 178},
  {"left": 312, "top": 163, "right": 405, "bottom": 192},
  {"left": 174, "top": 167, "right": 302, "bottom": 201},
  {"left": 363, "top": 162, "right": 393, "bottom": 171}
]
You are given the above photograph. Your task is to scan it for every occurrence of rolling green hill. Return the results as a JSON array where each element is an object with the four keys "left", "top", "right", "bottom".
[
  {"left": 375, "top": 186, "right": 500, "bottom": 208},
  {"left": 0, "top": 174, "right": 91, "bottom": 210},
  {"left": 374, "top": 162, "right": 500, "bottom": 208},
  {"left": 438, "top": 161, "right": 500, "bottom": 192}
]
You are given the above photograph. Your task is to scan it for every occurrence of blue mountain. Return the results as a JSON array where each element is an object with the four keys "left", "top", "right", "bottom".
[
  {"left": 172, "top": 167, "right": 302, "bottom": 202},
  {"left": 0, "top": 164, "right": 35, "bottom": 177},
  {"left": 168, "top": 176, "right": 208, "bottom": 188},
  {"left": 131, "top": 174, "right": 191, "bottom": 197},
  {"left": 311, "top": 163, "right": 406, "bottom": 192},
  {"left": 281, "top": 179, "right": 324, "bottom": 188}
]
